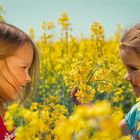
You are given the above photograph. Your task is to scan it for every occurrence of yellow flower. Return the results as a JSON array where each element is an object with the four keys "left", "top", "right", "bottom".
[{"left": 47, "top": 20, "right": 54, "bottom": 30}]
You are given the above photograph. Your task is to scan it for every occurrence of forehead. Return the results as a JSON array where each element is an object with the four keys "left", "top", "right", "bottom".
[
  {"left": 16, "top": 43, "right": 33, "bottom": 56},
  {"left": 7, "top": 43, "right": 33, "bottom": 65},
  {"left": 119, "top": 49, "right": 140, "bottom": 66}
]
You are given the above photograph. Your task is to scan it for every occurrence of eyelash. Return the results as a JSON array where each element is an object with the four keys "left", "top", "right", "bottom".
[
  {"left": 22, "top": 66, "right": 28, "bottom": 69},
  {"left": 129, "top": 67, "right": 138, "bottom": 71}
]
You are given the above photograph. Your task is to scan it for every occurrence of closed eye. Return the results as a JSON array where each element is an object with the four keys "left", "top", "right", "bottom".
[
  {"left": 129, "top": 67, "right": 138, "bottom": 71},
  {"left": 21, "top": 66, "right": 28, "bottom": 69}
]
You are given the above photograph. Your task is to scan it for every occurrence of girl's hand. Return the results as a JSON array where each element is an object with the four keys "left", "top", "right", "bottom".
[
  {"left": 71, "top": 85, "right": 82, "bottom": 105},
  {"left": 119, "top": 119, "right": 130, "bottom": 135},
  {"left": 71, "top": 85, "right": 92, "bottom": 106}
]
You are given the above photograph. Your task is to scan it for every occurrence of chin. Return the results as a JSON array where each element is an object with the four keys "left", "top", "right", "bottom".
[
  {"left": 11, "top": 93, "right": 19, "bottom": 101},
  {"left": 7, "top": 91, "right": 19, "bottom": 101},
  {"left": 133, "top": 92, "right": 139, "bottom": 98},
  {"left": 132, "top": 88, "right": 140, "bottom": 98},
  {"left": 10, "top": 96, "right": 18, "bottom": 101}
]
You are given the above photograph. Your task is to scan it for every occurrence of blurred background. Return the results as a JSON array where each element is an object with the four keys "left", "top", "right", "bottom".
[{"left": 0, "top": 0, "right": 140, "bottom": 39}]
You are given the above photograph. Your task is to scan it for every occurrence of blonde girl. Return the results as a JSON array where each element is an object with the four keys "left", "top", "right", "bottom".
[
  {"left": 0, "top": 22, "right": 39, "bottom": 140},
  {"left": 119, "top": 24, "right": 140, "bottom": 140}
]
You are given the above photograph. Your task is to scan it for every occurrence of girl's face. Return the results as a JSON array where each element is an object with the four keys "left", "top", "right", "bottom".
[
  {"left": 0, "top": 43, "right": 33, "bottom": 101},
  {"left": 120, "top": 49, "right": 140, "bottom": 98}
]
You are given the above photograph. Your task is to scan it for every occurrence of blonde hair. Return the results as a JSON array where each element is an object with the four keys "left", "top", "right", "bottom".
[
  {"left": 0, "top": 22, "right": 39, "bottom": 116},
  {"left": 120, "top": 24, "right": 140, "bottom": 55}
]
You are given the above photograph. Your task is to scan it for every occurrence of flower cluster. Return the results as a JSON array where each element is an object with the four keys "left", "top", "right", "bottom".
[{"left": 54, "top": 101, "right": 130, "bottom": 140}]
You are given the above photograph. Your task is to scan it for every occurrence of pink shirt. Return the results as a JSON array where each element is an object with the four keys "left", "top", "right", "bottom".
[{"left": 0, "top": 116, "right": 15, "bottom": 140}]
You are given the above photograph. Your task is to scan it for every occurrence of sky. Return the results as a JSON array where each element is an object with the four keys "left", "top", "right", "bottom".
[{"left": 0, "top": 0, "right": 140, "bottom": 40}]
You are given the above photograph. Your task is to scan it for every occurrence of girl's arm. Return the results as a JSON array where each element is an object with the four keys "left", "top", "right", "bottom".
[{"left": 119, "top": 119, "right": 130, "bottom": 135}]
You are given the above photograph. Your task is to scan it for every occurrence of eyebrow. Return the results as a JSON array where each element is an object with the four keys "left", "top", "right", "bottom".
[
  {"left": 21, "top": 62, "right": 31, "bottom": 66},
  {"left": 125, "top": 64, "right": 139, "bottom": 68}
]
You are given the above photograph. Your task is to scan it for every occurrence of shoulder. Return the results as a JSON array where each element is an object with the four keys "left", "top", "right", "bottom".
[
  {"left": 0, "top": 116, "right": 8, "bottom": 139},
  {"left": 0, "top": 116, "right": 15, "bottom": 140},
  {"left": 130, "top": 103, "right": 139, "bottom": 112},
  {"left": 125, "top": 103, "right": 140, "bottom": 131}
]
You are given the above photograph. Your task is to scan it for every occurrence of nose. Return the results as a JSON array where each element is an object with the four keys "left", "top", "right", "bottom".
[{"left": 124, "top": 72, "right": 131, "bottom": 81}]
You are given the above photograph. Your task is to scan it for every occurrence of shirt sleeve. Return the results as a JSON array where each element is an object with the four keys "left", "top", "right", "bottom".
[{"left": 125, "top": 103, "right": 139, "bottom": 131}]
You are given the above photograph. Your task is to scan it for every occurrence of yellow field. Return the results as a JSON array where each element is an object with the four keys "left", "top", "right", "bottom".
[{"left": 4, "top": 12, "right": 133, "bottom": 140}]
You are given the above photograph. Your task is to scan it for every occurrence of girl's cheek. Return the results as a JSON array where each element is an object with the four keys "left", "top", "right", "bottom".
[
  {"left": 16, "top": 71, "right": 26, "bottom": 83},
  {"left": 134, "top": 74, "right": 140, "bottom": 86}
]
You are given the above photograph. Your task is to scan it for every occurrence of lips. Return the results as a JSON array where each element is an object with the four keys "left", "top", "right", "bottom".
[
  {"left": 130, "top": 81, "right": 139, "bottom": 87},
  {"left": 133, "top": 85, "right": 138, "bottom": 87},
  {"left": 132, "top": 82, "right": 140, "bottom": 87}
]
